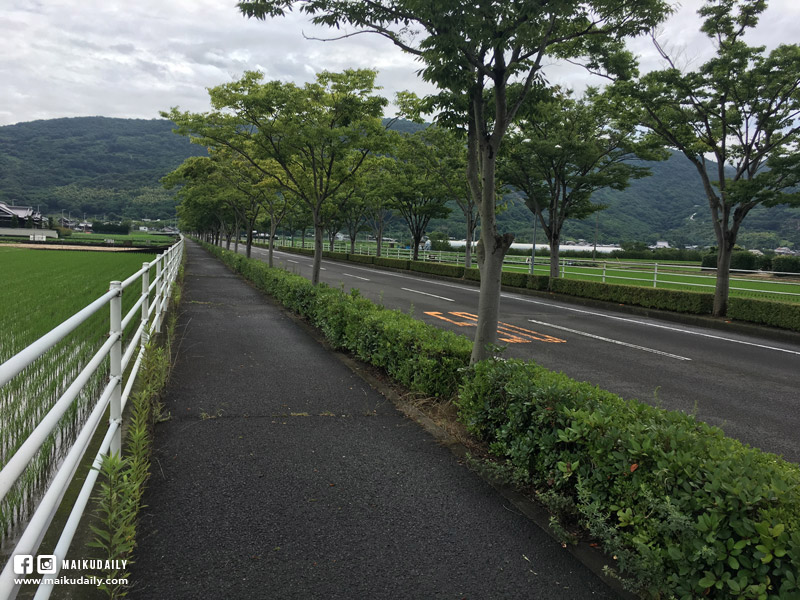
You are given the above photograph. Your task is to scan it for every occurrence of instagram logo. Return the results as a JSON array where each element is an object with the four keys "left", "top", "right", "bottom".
[{"left": 37, "top": 555, "right": 57, "bottom": 574}]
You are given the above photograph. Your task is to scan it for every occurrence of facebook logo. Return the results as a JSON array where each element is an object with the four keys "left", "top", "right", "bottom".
[{"left": 13, "top": 555, "right": 33, "bottom": 575}]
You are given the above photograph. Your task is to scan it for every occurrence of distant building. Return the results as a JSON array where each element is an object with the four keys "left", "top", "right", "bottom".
[
  {"left": 649, "top": 240, "right": 671, "bottom": 249},
  {"left": 0, "top": 201, "right": 43, "bottom": 228},
  {"left": 58, "top": 216, "right": 76, "bottom": 229}
]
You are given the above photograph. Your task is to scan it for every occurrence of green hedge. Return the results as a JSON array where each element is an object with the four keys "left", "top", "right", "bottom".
[
  {"left": 458, "top": 358, "right": 800, "bottom": 599},
  {"left": 347, "top": 254, "right": 375, "bottom": 265},
  {"left": 702, "top": 251, "right": 763, "bottom": 271},
  {"left": 206, "top": 244, "right": 471, "bottom": 399},
  {"left": 728, "top": 298, "right": 800, "bottom": 332},
  {"left": 374, "top": 256, "right": 411, "bottom": 270},
  {"left": 549, "top": 278, "right": 715, "bottom": 314},
  {"left": 410, "top": 261, "right": 465, "bottom": 278},
  {"left": 773, "top": 256, "right": 800, "bottom": 276},
  {"left": 465, "top": 267, "right": 481, "bottom": 282}
]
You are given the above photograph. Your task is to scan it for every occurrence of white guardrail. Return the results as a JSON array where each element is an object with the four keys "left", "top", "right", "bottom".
[
  {"left": 0, "top": 237, "right": 183, "bottom": 599},
  {"left": 264, "top": 240, "right": 800, "bottom": 301}
]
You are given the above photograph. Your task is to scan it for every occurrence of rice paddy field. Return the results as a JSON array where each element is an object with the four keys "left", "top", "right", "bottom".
[{"left": 0, "top": 247, "right": 157, "bottom": 546}]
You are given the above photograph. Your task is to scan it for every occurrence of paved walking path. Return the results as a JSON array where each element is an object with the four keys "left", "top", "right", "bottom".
[{"left": 128, "top": 241, "right": 618, "bottom": 599}]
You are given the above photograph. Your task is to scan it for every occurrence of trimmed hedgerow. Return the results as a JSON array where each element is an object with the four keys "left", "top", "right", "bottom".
[
  {"left": 374, "top": 256, "right": 411, "bottom": 270},
  {"left": 458, "top": 358, "right": 800, "bottom": 599},
  {"left": 410, "top": 261, "right": 465, "bottom": 278},
  {"left": 501, "top": 271, "right": 528, "bottom": 288},
  {"left": 728, "top": 298, "right": 800, "bottom": 332},
  {"left": 772, "top": 256, "right": 800, "bottom": 276},
  {"left": 549, "top": 278, "right": 715, "bottom": 314},
  {"left": 346, "top": 254, "right": 375, "bottom": 265},
  {"left": 465, "top": 267, "right": 481, "bottom": 282}
]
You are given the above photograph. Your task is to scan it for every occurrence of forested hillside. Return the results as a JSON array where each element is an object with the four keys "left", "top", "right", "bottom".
[
  {"left": 428, "top": 151, "right": 800, "bottom": 248},
  {"left": 0, "top": 116, "right": 796, "bottom": 246},
  {"left": 0, "top": 117, "right": 204, "bottom": 220}
]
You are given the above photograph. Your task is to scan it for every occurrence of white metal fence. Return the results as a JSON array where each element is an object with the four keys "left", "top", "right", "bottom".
[
  {"left": 0, "top": 238, "right": 183, "bottom": 599},
  {"left": 265, "top": 240, "right": 800, "bottom": 302}
]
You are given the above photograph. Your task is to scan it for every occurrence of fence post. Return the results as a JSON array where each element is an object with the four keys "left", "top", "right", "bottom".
[
  {"left": 603, "top": 262, "right": 607, "bottom": 283},
  {"left": 109, "top": 281, "right": 123, "bottom": 456},
  {"left": 155, "top": 258, "right": 163, "bottom": 334},
  {"left": 654, "top": 263, "right": 659, "bottom": 288},
  {"left": 141, "top": 262, "right": 150, "bottom": 347}
]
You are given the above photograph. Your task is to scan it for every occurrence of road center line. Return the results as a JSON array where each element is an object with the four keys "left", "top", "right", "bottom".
[
  {"left": 401, "top": 288, "right": 454, "bottom": 302},
  {"left": 343, "top": 273, "right": 370, "bottom": 281},
  {"left": 528, "top": 319, "right": 692, "bottom": 361},
  {"left": 287, "top": 260, "right": 299, "bottom": 264}
]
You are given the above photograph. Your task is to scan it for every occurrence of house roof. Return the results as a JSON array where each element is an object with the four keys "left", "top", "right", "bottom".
[{"left": 0, "top": 201, "right": 40, "bottom": 219}]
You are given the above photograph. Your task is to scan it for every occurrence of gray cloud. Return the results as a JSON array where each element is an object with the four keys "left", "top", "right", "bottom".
[{"left": 1, "top": 0, "right": 798, "bottom": 126}]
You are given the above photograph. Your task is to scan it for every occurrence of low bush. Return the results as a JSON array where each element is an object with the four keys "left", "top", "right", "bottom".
[
  {"left": 501, "top": 271, "right": 529, "bottom": 288},
  {"left": 772, "top": 256, "right": 800, "bottom": 276},
  {"left": 410, "top": 261, "right": 465, "bottom": 278},
  {"left": 374, "top": 257, "right": 411, "bottom": 270},
  {"left": 465, "top": 267, "right": 481, "bottom": 282},
  {"left": 458, "top": 358, "right": 800, "bottom": 599},
  {"left": 728, "top": 298, "right": 800, "bottom": 332},
  {"left": 702, "top": 252, "right": 762, "bottom": 272},
  {"left": 347, "top": 254, "right": 375, "bottom": 265},
  {"left": 549, "top": 278, "right": 715, "bottom": 314}
]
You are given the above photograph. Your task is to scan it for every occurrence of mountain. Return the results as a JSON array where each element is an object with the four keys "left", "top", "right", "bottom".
[
  {"left": 0, "top": 117, "right": 797, "bottom": 246},
  {"left": 0, "top": 117, "right": 204, "bottom": 220},
  {"left": 424, "top": 151, "right": 800, "bottom": 249}
]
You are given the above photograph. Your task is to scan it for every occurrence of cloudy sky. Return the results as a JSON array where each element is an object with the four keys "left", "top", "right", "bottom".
[{"left": 1, "top": 0, "right": 798, "bottom": 127}]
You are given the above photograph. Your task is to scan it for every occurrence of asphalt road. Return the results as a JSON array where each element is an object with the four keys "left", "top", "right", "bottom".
[{"left": 247, "top": 245, "right": 800, "bottom": 463}]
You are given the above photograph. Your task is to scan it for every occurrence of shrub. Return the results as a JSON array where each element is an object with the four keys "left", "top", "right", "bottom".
[
  {"left": 465, "top": 267, "right": 481, "bottom": 282},
  {"left": 347, "top": 254, "right": 375, "bottom": 265},
  {"left": 501, "top": 271, "right": 529, "bottom": 288},
  {"left": 549, "top": 278, "right": 715, "bottom": 314},
  {"left": 772, "top": 255, "right": 800, "bottom": 276},
  {"left": 728, "top": 298, "right": 800, "bottom": 332},
  {"left": 374, "top": 257, "right": 411, "bottom": 270},
  {"left": 410, "top": 261, "right": 465, "bottom": 278},
  {"left": 730, "top": 251, "right": 760, "bottom": 272},
  {"left": 458, "top": 358, "right": 800, "bottom": 599}
]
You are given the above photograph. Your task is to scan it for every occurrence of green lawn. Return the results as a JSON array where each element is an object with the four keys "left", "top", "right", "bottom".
[{"left": 505, "top": 259, "right": 800, "bottom": 302}]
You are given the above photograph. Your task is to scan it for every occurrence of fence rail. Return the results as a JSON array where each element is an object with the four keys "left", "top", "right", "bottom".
[
  {"left": 0, "top": 237, "right": 183, "bottom": 599},
  {"left": 262, "top": 240, "right": 800, "bottom": 302}
]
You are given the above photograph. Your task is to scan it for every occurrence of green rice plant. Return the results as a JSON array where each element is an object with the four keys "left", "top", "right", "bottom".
[{"left": 0, "top": 248, "right": 156, "bottom": 542}]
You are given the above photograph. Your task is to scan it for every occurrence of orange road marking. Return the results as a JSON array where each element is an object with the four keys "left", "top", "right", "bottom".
[
  {"left": 423, "top": 312, "right": 475, "bottom": 327},
  {"left": 424, "top": 312, "right": 566, "bottom": 344}
]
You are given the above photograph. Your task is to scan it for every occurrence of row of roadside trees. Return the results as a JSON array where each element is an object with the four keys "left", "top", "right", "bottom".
[{"left": 166, "top": 0, "right": 800, "bottom": 363}]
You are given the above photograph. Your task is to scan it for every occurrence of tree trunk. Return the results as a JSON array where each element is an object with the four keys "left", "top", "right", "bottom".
[
  {"left": 312, "top": 221, "right": 324, "bottom": 285},
  {"left": 268, "top": 222, "right": 278, "bottom": 267},
  {"left": 412, "top": 236, "right": 421, "bottom": 261},
  {"left": 350, "top": 237, "right": 356, "bottom": 254},
  {"left": 464, "top": 217, "right": 475, "bottom": 268},
  {"left": 470, "top": 141, "right": 514, "bottom": 364},
  {"left": 376, "top": 221, "right": 384, "bottom": 257},
  {"left": 714, "top": 241, "right": 733, "bottom": 317},
  {"left": 549, "top": 236, "right": 560, "bottom": 280}
]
